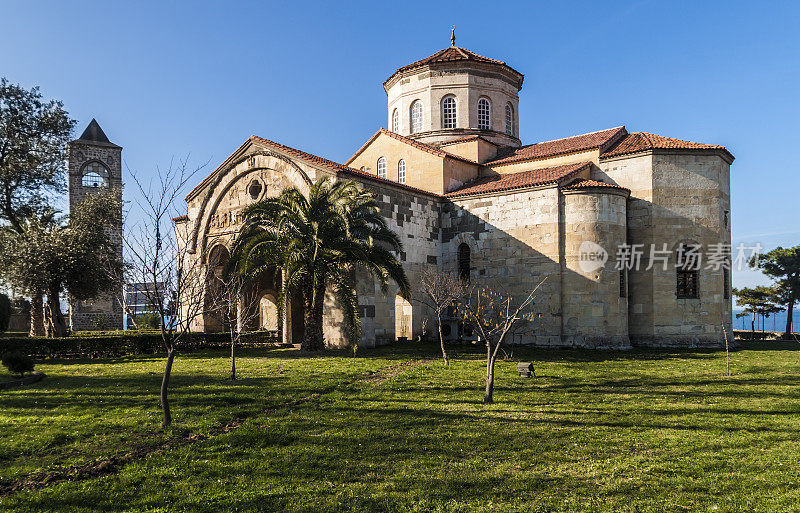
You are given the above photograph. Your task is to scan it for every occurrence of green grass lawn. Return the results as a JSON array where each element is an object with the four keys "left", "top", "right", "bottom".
[{"left": 2, "top": 342, "right": 800, "bottom": 512}]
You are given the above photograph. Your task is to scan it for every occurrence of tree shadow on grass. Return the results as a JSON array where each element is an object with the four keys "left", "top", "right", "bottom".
[
  {"left": 36, "top": 339, "right": 796, "bottom": 369},
  {"left": 33, "top": 343, "right": 443, "bottom": 367}
]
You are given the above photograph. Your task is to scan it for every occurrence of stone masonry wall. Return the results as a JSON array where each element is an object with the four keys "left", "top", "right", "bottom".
[
  {"left": 562, "top": 189, "right": 630, "bottom": 349},
  {"left": 444, "top": 187, "right": 563, "bottom": 346},
  {"left": 348, "top": 179, "right": 441, "bottom": 347},
  {"left": 597, "top": 151, "right": 733, "bottom": 347}
]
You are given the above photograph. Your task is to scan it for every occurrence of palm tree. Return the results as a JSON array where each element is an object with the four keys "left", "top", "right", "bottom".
[{"left": 229, "top": 178, "right": 410, "bottom": 351}]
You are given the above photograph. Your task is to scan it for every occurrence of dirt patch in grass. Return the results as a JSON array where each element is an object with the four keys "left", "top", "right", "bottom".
[{"left": 360, "top": 359, "right": 429, "bottom": 384}]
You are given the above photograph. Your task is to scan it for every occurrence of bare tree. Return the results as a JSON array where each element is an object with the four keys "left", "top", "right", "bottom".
[
  {"left": 205, "top": 270, "right": 261, "bottom": 380},
  {"left": 457, "top": 277, "right": 546, "bottom": 404},
  {"left": 117, "top": 286, "right": 139, "bottom": 330},
  {"left": 125, "top": 157, "right": 209, "bottom": 427},
  {"left": 417, "top": 268, "right": 465, "bottom": 366}
]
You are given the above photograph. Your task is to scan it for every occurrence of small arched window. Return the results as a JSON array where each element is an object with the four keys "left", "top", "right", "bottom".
[
  {"left": 81, "top": 162, "right": 109, "bottom": 188},
  {"left": 360, "top": 166, "right": 367, "bottom": 172},
  {"left": 477, "top": 98, "right": 491, "bottom": 130},
  {"left": 458, "top": 243, "right": 470, "bottom": 282},
  {"left": 392, "top": 109, "right": 399, "bottom": 132},
  {"left": 410, "top": 100, "right": 423, "bottom": 134},
  {"left": 377, "top": 157, "right": 387, "bottom": 179},
  {"left": 505, "top": 104, "right": 514, "bottom": 135},
  {"left": 441, "top": 96, "right": 457, "bottom": 129},
  {"left": 398, "top": 159, "right": 406, "bottom": 184}
]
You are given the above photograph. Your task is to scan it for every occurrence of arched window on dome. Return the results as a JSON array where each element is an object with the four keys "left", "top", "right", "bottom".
[
  {"left": 410, "top": 100, "right": 423, "bottom": 134},
  {"left": 441, "top": 96, "right": 457, "bottom": 129},
  {"left": 392, "top": 109, "right": 399, "bottom": 132},
  {"left": 505, "top": 104, "right": 514, "bottom": 135},
  {"left": 477, "top": 98, "right": 491, "bottom": 130},
  {"left": 81, "top": 162, "right": 109, "bottom": 188},
  {"left": 377, "top": 157, "right": 387, "bottom": 179},
  {"left": 398, "top": 159, "right": 406, "bottom": 184}
]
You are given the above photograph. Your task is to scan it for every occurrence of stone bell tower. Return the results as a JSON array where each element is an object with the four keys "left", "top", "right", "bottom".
[{"left": 67, "top": 119, "right": 124, "bottom": 331}]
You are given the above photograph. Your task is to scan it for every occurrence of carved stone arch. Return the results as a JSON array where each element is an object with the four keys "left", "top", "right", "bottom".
[
  {"left": 197, "top": 167, "right": 278, "bottom": 263},
  {"left": 450, "top": 232, "right": 479, "bottom": 254},
  {"left": 207, "top": 240, "right": 232, "bottom": 265},
  {"left": 189, "top": 150, "right": 313, "bottom": 258},
  {"left": 448, "top": 232, "right": 479, "bottom": 277}
]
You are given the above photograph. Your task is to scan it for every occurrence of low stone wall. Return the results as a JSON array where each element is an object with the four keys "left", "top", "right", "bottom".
[{"left": 734, "top": 330, "right": 798, "bottom": 341}]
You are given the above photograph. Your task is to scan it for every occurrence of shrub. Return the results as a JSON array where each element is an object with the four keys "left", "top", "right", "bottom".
[
  {"left": 0, "top": 293, "right": 10, "bottom": 333},
  {"left": 135, "top": 312, "right": 162, "bottom": 330},
  {"left": 2, "top": 351, "right": 34, "bottom": 378},
  {"left": 92, "top": 313, "right": 110, "bottom": 330},
  {"left": 0, "top": 331, "right": 281, "bottom": 359}
]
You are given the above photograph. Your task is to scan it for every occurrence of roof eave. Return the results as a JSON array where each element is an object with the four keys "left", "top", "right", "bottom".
[
  {"left": 185, "top": 137, "right": 255, "bottom": 201},
  {"left": 68, "top": 139, "right": 122, "bottom": 150},
  {"left": 600, "top": 147, "right": 735, "bottom": 165},
  {"left": 345, "top": 129, "right": 383, "bottom": 166},
  {"left": 383, "top": 61, "right": 524, "bottom": 92}
]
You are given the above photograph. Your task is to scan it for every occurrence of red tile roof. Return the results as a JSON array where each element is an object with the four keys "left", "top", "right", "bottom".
[
  {"left": 186, "top": 135, "right": 445, "bottom": 202},
  {"left": 486, "top": 126, "right": 627, "bottom": 166},
  {"left": 385, "top": 46, "right": 523, "bottom": 87},
  {"left": 601, "top": 132, "right": 734, "bottom": 161},
  {"left": 250, "top": 136, "right": 444, "bottom": 198},
  {"left": 346, "top": 128, "right": 480, "bottom": 166},
  {"left": 250, "top": 135, "right": 357, "bottom": 174},
  {"left": 561, "top": 179, "right": 630, "bottom": 193},
  {"left": 445, "top": 162, "right": 591, "bottom": 198}
]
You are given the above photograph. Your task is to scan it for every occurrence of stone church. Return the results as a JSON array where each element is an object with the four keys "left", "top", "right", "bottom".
[{"left": 176, "top": 40, "right": 734, "bottom": 349}]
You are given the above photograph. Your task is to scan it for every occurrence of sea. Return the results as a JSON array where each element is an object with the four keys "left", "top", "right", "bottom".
[{"left": 732, "top": 308, "right": 799, "bottom": 332}]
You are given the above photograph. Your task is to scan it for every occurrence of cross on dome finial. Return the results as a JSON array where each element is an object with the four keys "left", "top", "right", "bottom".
[{"left": 451, "top": 26, "right": 456, "bottom": 46}]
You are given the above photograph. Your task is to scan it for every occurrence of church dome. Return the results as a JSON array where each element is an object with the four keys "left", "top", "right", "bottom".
[{"left": 383, "top": 36, "right": 524, "bottom": 148}]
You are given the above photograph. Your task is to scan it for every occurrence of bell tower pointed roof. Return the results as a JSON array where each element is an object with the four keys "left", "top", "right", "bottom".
[{"left": 74, "top": 119, "right": 121, "bottom": 148}]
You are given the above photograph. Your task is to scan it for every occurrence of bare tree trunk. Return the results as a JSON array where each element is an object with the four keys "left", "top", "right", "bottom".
[
  {"left": 436, "top": 312, "right": 448, "bottom": 366},
  {"left": 29, "top": 291, "right": 44, "bottom": 337},
  {"left": 45, "top": 285, "right": 67, "bottom": 338},
  {"left": 785, "top": 300, "right": 794, "bottom": 338},
  {"left": 230, "top": 331, "right": 237, "bottom": 380},
  {"left": 161, "top": 347, "right": 176, "bottom": 427},
  {"left": 484, "top": 350, "right": 496, "bottom": 404},
  {"left": 722, "top": 322, "right": 730, "bottom": 376}
]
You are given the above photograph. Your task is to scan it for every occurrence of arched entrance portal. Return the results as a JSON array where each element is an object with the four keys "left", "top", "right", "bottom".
[
  {"left": 202, "top": 248, "right": 304, "bottom": 344},
  {"left": 395, "top": 294, "right": 413, "bottom": 341},
  {"left": 248, "top": 269, "right": 304, "bottom": 344},
  {"left": 203, "top": 244, "right": 230, "bottom": 332},
  {"left": 259, "top": 293, "right": 279, "bottom": 331}
]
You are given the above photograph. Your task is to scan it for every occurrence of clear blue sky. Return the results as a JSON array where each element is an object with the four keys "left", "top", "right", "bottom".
[{"left": 2, "top": 0, "right": 798, "bottom": 288}]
